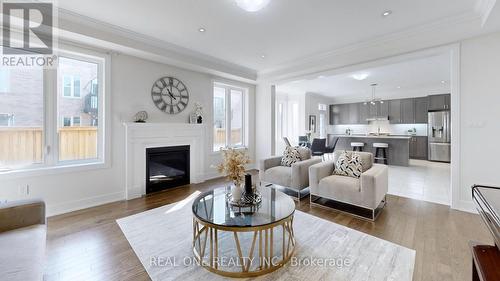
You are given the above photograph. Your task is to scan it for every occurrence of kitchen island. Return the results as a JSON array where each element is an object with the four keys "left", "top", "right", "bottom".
[{"left": 328, "top": 134, "right": 412, "bottom": 166}]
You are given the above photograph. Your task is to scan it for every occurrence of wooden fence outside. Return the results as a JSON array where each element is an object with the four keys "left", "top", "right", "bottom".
[
  {"left": 0, "top": 127, "right": 97, "bottom": 166},
  {"left": 213, "top": 128, "right": 242, "bottom": 149}
]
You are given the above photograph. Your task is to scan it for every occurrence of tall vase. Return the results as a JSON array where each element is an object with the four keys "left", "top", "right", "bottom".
[{"left": 231, "top": 184, "right": 243, "bottom": 202}]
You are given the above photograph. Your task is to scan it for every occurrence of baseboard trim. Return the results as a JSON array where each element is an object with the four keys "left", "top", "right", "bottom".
[
  {"left": 452, "top": 200, "right": 476, "bottom": 214},
  {"left": 47, "top": 191, "right": 125, "bottom": 217}
]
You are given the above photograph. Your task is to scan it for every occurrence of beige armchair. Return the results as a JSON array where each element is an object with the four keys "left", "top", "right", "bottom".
[
  {"left": 0, "top": 199, "right": 47, "bottom": 281},
  {"left": 259, "top": 148, "right": 322, "bottom": 200},
  {"left": 309, "top": 151, "right": 388, "bottom": 220}
]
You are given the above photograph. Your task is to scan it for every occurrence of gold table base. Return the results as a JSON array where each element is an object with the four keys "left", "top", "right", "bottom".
[{"left": 192, "top": 215, "right": 296, "bottom": 278}]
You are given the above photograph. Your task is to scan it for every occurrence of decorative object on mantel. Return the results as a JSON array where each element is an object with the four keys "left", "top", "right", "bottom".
[
  {"left": 194, "top": 102, "right": 204, "bottom": 124},
  {"left": 133, "top": 111, "right": 148, "bottom": 123},
  {"left": 151, "top": 76, "right": 190, "bottom": 114},
  {"left": 216, "top": 148, "right": 251, "bottom": 203}
]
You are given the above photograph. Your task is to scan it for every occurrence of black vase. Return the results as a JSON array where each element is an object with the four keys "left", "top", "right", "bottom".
[
  {"left": 197, "top": 116, "right": 203, "bottom": 124},
  {"left": 244, "top": 174, "right": 253, "bottom": 195}
]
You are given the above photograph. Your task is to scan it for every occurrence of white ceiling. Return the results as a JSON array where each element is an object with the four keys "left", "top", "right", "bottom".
[
  {"left": 57, "top": 0, "right": 479, "bottom": 72},
  {"left": 277, "top": 54, "right": 452, "bottom": 102}
]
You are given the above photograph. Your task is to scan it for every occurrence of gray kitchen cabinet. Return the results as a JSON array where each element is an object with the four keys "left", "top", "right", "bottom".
[
  {"left": 329, "top": 105, "right": 339, "bottom": 125},
  {"left": 357, "top": 103, "right": 369, "bottom": 124},
  {"left": 401, "top": 98, "right": 415, "bottom": 124},
  {"left": 410, "top": 136, "right": 428, "bottom": 159},
  {"left": 348, "top": 103, "right": 359, "bottom": 124},
  {"left": 414, "top": 97, "right": 429, "bottom": 124},
  {"left": 388, "top": 99, "right": 402, "bottom": 124},
  {"left": 428, "top": 94, "right": 451, "bottom": 111},
  {"left": 339, "top": 104, "right": 350, "bottom": 125},
  {"left": 379, "top": 101, "right": 389, "bottom": 117}
]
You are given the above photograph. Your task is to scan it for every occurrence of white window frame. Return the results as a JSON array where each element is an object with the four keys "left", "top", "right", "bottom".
[
  {"left": 212, "top": 82, "right": 248, "bottom": 152},
  {"left": 62, "top": 75, "right": 82, "bottom": 98},
  {"left": 61, "top": 115, "right": 81, "bottom": 127},
  {"left": 0, "top": 45, "right": 110, "bottom": 179}
]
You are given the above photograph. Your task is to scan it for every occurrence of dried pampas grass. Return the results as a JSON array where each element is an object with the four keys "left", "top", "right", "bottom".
[{"left": 216, "top": 148, "right": 251, "bottom": 186}]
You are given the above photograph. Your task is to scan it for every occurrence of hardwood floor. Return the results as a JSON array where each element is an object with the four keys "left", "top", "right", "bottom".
[{"left": 45, "top": 174, "right": 492, "bottom": 281}]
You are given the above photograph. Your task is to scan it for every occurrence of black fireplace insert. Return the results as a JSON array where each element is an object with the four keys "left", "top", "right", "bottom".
[{"left": 146, "top": 145, "right": 190, "bottom": 194}]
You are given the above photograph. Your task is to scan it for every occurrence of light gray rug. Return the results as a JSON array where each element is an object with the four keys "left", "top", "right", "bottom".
[{"left": 117, "top": 191, "right": 415, "bottom": 281}]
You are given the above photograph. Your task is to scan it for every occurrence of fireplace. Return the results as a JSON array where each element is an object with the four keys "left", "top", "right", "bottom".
[{"left": 146, "top": 145, "right": 190, "bottom": 194}]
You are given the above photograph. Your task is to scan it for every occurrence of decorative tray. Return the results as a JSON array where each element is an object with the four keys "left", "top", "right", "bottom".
[{"left": 226, "top": 191, "right": 262, "bottom": 207}]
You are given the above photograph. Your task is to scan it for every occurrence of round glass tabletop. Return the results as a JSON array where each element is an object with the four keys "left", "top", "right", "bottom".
[{"left": 192, "top": 186, "right": 295, "bottom": 227}]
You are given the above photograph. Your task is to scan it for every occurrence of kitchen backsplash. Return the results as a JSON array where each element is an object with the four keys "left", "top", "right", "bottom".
[{"left": 327, "top": 121, "right": 428, "bottom": 136}]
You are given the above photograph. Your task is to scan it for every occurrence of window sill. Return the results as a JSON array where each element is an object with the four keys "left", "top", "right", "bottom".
[
  {"left": 0, "top": 161, "right": 110, "bottom": 181},
  {"left": 211, "top": 146, "right": 248, "bottom": 155}
]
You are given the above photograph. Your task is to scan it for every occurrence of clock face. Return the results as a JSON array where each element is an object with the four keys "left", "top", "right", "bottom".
[{"left": 151, "top": 77, "right": 189, "bottom": 114}]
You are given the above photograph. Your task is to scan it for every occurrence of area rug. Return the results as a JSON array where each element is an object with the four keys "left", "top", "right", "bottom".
[{"left": 117, "top": 191, "right": 415, "bottom": 281}]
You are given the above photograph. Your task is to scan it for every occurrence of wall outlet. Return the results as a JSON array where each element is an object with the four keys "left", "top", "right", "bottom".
[{"left": 18, "top": 185, "right": 30, "bottom": 196}]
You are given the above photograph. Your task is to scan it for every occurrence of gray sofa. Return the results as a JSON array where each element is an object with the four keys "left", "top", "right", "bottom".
[
  {"left": 309, "top": 151, "right": 388, "bottom": 220},
  {"left": 0, "top": 199, "right": 47, "bottom": 281},
  {"left": 259, "top": 148, "right": 322, "bottom": 200}
]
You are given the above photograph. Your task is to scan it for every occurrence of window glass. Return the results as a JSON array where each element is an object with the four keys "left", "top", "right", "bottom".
[
  {"left": 0, "top": 68, "right": 44, "bottom": 169},
  {"left": 58, "top": 57, "right": 99, "bottom": 161},
  {"left": 230, "top": 89, "right": 243, "bottom": 146},
  {"left": 63, "top": 75, "right": 72, "bottom": 97},
  {"left": 213, "top": 87, "right": 226, "bottom": 151}
]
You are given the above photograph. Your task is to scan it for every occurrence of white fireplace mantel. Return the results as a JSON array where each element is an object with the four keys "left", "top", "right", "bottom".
[{"left": 124, "top": 122, "right": 206, "bottom": 200}]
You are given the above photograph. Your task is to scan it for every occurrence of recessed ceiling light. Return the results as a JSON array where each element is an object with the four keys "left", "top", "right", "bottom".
[
  {"left": 441, "top": 80, "right": 446, "bottom": 84},
  {"left": 318, "top": 75, "right": 327, "bottom": 79},
  {"left": 235, "top": 0, "right": 271, "bottom": 12},
  {"left": 352, "top": 73, "right": 369, "bottom": 81},
  {"left": 198, "top": 27, "right": 206, "bottom": 32},
  {"left": 396, "top": 86, "right": 401, "bottom": 89},
  {"left": 260, "top": 55, "right": 266, "bottom": 59},
  {"left": 382, "top": 10, "right": 392, "bottom": 17}
]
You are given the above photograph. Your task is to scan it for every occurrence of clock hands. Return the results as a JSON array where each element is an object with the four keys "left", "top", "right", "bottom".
[{"left": 164, "top": 89, "right": 177, "bottom": 101}]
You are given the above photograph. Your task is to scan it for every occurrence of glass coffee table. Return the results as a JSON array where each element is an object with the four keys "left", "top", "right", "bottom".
[{"left": 192, "top": 185, "right": 296, "bottom": 278}]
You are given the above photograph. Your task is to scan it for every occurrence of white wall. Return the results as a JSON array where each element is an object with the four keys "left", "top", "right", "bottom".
[
  {"left": 459, "top": 32, "right": 500, "bottom": 206},
  {"left": 0, "top": 53, "right": 256, "bottom": 216}
]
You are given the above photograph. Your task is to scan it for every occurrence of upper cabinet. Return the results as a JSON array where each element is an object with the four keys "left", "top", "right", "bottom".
[
  {"left": 328, "top": 95, "right": 441, "bottom": 125},
  {"left": 428, "top": 94, "right": 451, "bottom": 111},
  {"left": 414, "top": 97, "right": 429, "bottom": 123},
  {"left": 388, "top": 99, "right": 402, "bottom": 124}
]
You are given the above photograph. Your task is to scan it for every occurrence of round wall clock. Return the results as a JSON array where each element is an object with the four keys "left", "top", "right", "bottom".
[{"left": 151, "top": 77, "right": 189, "bottom": 114}]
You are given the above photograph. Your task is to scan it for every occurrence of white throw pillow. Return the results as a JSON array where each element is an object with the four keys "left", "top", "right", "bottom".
[
  {"left": 281, "top": 146, "right": 301, "bottom": 167},
  {"left": 333, "top": 151, "right": 363, "bottom": 179}
]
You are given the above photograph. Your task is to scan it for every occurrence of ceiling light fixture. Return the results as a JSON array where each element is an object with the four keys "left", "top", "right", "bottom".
[
  {"left": 396, "top": 86, "right": 401, "bottom": 89},
  {"left": 364, "top": 83, "right": 384, "bottom": 105},
  {"left": 352, "top": 73, "right": 369, "bottom": 81},
  {"left": 235, "top": 0, "right": 271, "bottom": 12},
  {"left": 198, "top": 27, "right": 206, "bottom": 32},
  {"left": 441, "top": 80, "right": 446, "bottom": 84},
  {"left": 382, "top": 10, "right": 392, "bottom": 17},
  {"left": 318, "top": 75, "right": 327, "bottom": 79},
  {"left": 260, "top": 55, "right": 266, "bottom": 59}
]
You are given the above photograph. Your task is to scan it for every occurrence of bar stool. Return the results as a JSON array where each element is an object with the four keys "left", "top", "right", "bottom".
[
  {"left": 373, "top": 143, "right": 389, "bottom": 165},
  {"left": 351, "top": 142, "right": 365, "bottom": 152}
]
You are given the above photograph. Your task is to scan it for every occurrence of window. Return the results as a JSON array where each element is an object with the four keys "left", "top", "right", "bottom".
[
  {"left": 318, "top": 103, "right": 327, "bottom": 111},
  {"left": 213, "top": 83, "right": 247, "bottom": 151},
  {"left": 62, "top": 75, "right": 81, "bottom": 98},
  {"left": 0, "top": 49, "right": 106, "bottom": 172}
]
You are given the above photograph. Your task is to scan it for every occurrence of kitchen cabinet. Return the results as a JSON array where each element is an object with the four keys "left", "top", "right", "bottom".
[
  {"left": 339, "top": 104, "right": 350, "bottom": 124},
  {"left": 414, "top": 97, "right": 429, "bottom": 123},
  {"left": 348, "top": 103, "right": 359, "bottom": 124},
  {"left": 388, "top": 99, "right": 402, "bottom": 124},
  {"left": 428, "top": 94, "right": 451, "bottom": 111},
  {"left": 401, "top": 98, "right": 415, "bottom": 124},
  {"left": 357, "top": 103, "right": 369, "bottom": 124},
  {"left": 329, "top": 105, "right": 339, "bottom": 125},
  {"left": 410, "top": 136, "right": 428, "bottom": 159},
  {"left": 379, "top": 101, "right": 389, "bottom": 117}
]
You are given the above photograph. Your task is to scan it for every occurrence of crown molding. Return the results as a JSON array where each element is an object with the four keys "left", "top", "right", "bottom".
[
  {"left": 55, "top": 8, "right": 258, "bottom": 83},
  {"left": 475, "top": 0, "right": 497, "bottom": 26},
  {"left": 257, "top": 11, "right": 483, "bottom": 82}
]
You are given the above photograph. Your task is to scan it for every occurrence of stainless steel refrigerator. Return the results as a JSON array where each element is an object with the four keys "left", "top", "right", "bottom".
[{"left": 428, "top": 111, "right": 451, "bottom": 162}]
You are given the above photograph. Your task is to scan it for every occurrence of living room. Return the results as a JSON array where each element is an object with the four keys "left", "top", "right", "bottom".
[{"left": 1, "top": 1, "right": 500, "bottom": 281}]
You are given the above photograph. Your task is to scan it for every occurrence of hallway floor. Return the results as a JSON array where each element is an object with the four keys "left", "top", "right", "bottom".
[{"left": 388, "top": 160, "right": 451, "bottom": 205}]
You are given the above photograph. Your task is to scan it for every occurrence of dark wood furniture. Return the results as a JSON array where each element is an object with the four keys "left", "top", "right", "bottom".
[{"left": 471, "top": 185, "right": 500, "bottom": 281}]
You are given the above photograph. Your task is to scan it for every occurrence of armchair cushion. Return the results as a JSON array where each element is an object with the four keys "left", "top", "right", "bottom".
[
  {"left": 333, "top": 151, "right": 362, "bottom": 179},
  {"left": 333, "top": 150, "right": 373, "bottom": 172},
  {"left": 264, "top": 166, "right": 292, "bottom": 187},
  {"left": 281, "top": 146, "right": 301, "bottom": 167}
]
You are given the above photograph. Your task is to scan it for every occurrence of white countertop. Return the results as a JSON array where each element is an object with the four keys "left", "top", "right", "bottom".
[{"left": 331, "top": 134, "right": 413, "bottom": 140}]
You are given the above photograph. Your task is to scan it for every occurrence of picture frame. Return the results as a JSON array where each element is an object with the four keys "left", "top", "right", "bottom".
[{"left": 309, "top": 115, "right": 316, "bottom": 133}]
